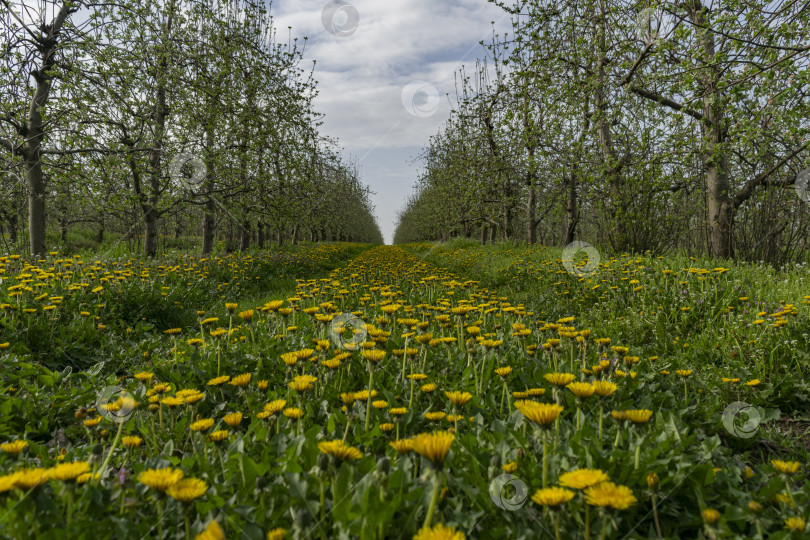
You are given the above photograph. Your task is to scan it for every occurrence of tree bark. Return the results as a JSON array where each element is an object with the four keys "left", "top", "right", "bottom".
[
  {"left": 21, "top": 3, "right": 73, "bottom": 257},
  {"left": 141, "top": 5, "right": 175, "bottom": 257},
  {"left": 8, "top": 213, "right": 18, "bottom": 245},
  {"left": 690, "top": 1, "right": 732, "bottom": 258},
  {"left": 240, "top": 220, "right": 251, "bottom": 251},
  {"left": 201, "top": 125, "right": 217, "bottom": 255},
  {"left": 594, "top": 0, "right": 627, "bottom": 249},
  {"left": 144, "top": 207, "right": 159, "bottom": 256}
]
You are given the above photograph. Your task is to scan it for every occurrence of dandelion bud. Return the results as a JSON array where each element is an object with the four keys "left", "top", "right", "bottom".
[{"left": 646, "top": 472, "right": 659, "bottom": 487}]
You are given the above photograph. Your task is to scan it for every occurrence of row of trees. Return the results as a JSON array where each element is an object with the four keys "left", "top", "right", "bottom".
[
  {"left": 1, "top": 0, "right": 382, "bottom": 258},
  {"left": 394, "top": 0, "right": 810, "bottom": 263}
]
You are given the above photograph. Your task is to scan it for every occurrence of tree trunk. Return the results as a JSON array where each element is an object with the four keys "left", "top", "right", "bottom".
[
  {"left": 489, "top": 223, "right": 497, "bottom": 243},
  {"left": 594, "top": 0, "right": 627, "bottom": 249},
  {"left": 257, "top": 222, "right": 265, "bottom": 248},
  {"left": 26, "top": 163, "right": 47, "bottom": 258},
  {"left": 527, "top": 183, "right": 537, "bottom": 244},
  {"left": 240, "top": 220, "right": 251, "bottom": 251},
  {"left": 144, "top": 208, "right": 159, "bottom": 256},
  {"left": 565, "top": 110, "right": 590, "bottom": 246},
  {"left": 691, "top": 1, "right": 732, "bottom": 258},
  {"left": 20, "top": 5, "right": 73, "bottom": 258},
  {"left": 565, "top": 175, "right": 579, "bottom": 245},
  {"left": 8, "top": 213, "right": 18, "bottom": 245},
  {"left": 481, "top": 225, "right": 488, "bottom": 245}
]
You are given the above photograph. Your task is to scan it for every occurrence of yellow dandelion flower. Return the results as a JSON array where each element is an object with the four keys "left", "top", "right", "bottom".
[
  {"left": 362, "top": 349, "right": 386, "bottom": 363},
  {"left": 445, "top": 391, "right": 473, "bottom": 406},
  {"left": 585, "top": 482, "right": 637, "bottom": 510},
  {"left": 592, "top": 381, "right": 618, "bottom": 397},
  {"left": 167, "top": 477, "right": 208, "bottom": 503},
  {"left": 14, "top": 468, "right": 51, "bottom": 489},
  {"left": 412, "top": 524, "right": 465, "bottom": 540},
  {"left": 390, "top": 439, "right": 414, "bottom": 454},
  {"left": 48, "top": 461, "right": 90, "bottom": 481},
  {"left": 412, "top": 431, "right": 454, "bottom": 468},
  {"left": 544, "top": 372, "right": 576, "bottom": 387},
  {"left": 283, "top": 408, "right": 304, "bottom": 419},
  {"left": 1, "top": 440, "right": 28, "bottom": 455},
  {"left": 207, "top": 430, "right": 229, "bottom": 443},
  {"left": 264, "top": 400, "right": 287, "bottom": 414},
  {"left": 137, "top": 468, "right": 184, "bottom": 491},
  {"left": 194, "top": 520, "right": 224, "bottom": 540},
  {"left": 514, "top": 401, "right": 563, "bottom": 427},
  {"left": 532, "top": 487, "right": 575, "bottom": 507},
  {"left": 701, "top": 509, "right": 721, "bottom": 524},
  {"left": 771, "top": 460, "right": 800, "bottom": 474},
  {"left": 229, "top": 373, "right": 251, "bottom": 387},
  {"left": 558, "top": 469, "right": 610, "bottom": 490},
  {"left": 266, "top": 528, "right": 287, "bottom": 540},
  {"left": 566, "top": 382, "right": 595, "bottom": 398},
  {"left": 318, "top": 440, "right": 363, "bottom": 461},
  {"left": 624, "top": 409, "right": 653, "bottom": 424},
  {"left": 785, "top": 517, "right": 806, "bottom": 532}
]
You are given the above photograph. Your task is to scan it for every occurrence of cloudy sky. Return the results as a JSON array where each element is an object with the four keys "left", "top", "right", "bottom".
[{"left": 271, "top": 0, "right": 514, "bottom": 243}]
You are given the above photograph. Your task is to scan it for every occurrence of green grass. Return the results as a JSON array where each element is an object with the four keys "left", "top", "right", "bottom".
[{"left": 405, "top": 239, "right": 810, "bottom": 454}]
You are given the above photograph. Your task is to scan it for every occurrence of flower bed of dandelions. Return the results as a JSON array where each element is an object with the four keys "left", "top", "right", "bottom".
[{"left": 0, "top": 244, "right": 807, "bottom": 539}]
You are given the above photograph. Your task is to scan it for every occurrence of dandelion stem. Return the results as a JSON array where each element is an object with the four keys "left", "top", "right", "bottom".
[
  {"left": 342, "top": 414, "right": 353, "bottom": 442},
  {"left": 96, "top": 421, "right": 124, "bottom": 484},
  {"left": 365, "top": 362, "right": 374, "bottom": 431},
  {"left": 585, "top": 504, "right": 590, "bottom": 540},
  {"left": 554, "top": 512, "right": 561, "bottom": 540},
  {"left": 156, "top": 497, "right": 164, "bottom": 539},
  {"left": 784, "top": 477, "right": 797, "bottom": 508},
  {"left": 651, "top": 493, "right": 663, "bottom": 538},
  {"left": 542, "top": 432, "right": 548, "bottom": 488},
  {"left": 423, "top": 471, "right": 442, "bottom": 530}
]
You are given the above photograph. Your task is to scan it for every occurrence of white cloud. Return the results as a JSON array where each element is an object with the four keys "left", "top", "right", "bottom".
[{"left": 272, "top": 0, "right": 513, "bottom": 242}]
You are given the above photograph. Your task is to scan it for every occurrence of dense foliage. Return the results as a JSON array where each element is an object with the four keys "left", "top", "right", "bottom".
[
  {"left": 394, "top": 0, "right": 810, "bottom": 265},
  {"left": 0, "top": 0, "right": 383, "bottom": 257}
]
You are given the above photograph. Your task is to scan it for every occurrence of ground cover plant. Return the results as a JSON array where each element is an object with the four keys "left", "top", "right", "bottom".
[{"left": 0, "top": 243, "right": 808, "bottom": 539}]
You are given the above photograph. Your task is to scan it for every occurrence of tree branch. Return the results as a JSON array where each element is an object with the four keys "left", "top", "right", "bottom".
[{"left": 732, "top": 141, "right": 810, "bottom": 209}]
